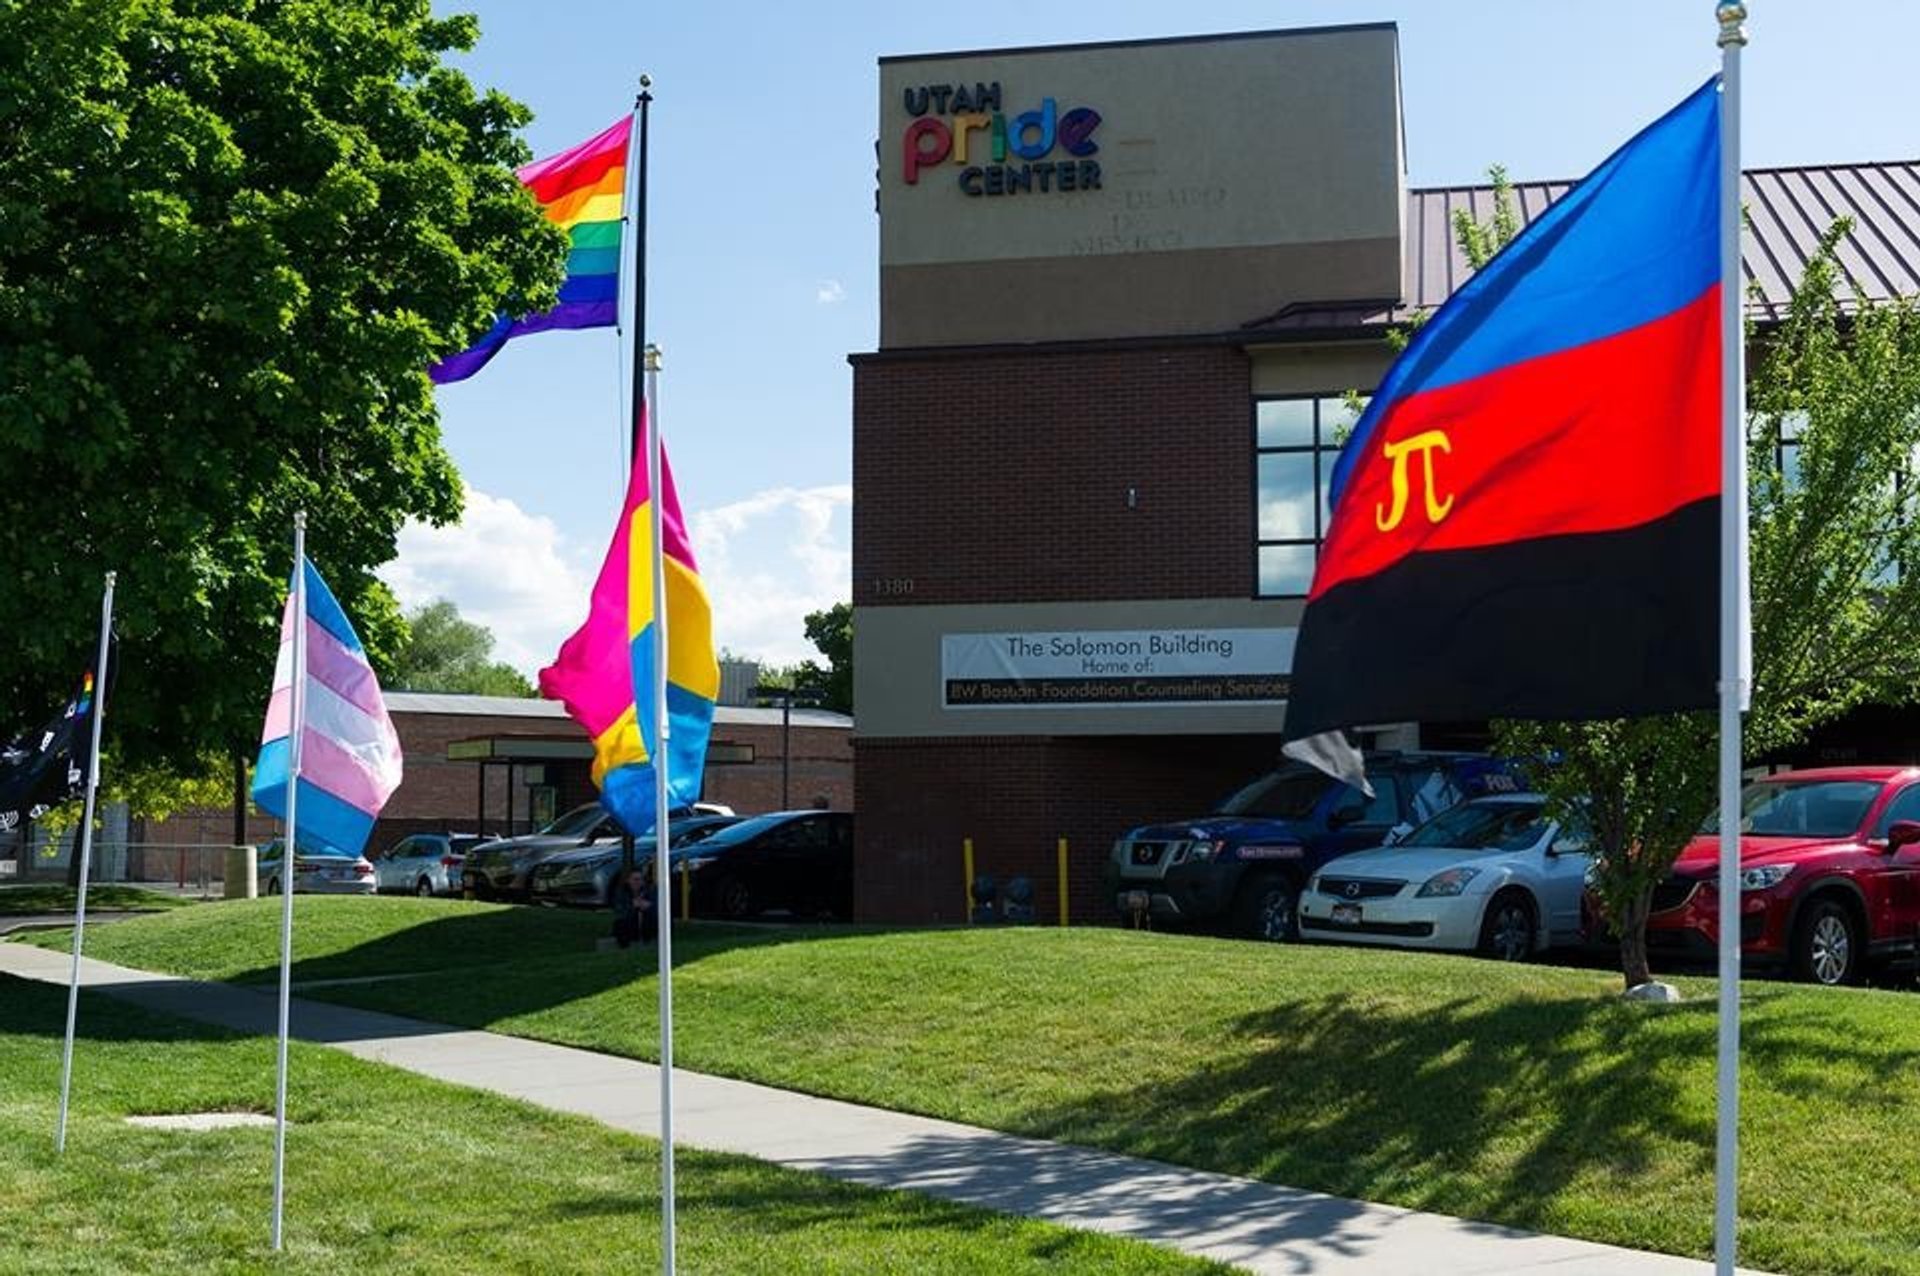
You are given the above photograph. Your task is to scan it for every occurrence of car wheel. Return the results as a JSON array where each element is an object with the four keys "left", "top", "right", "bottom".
[
  {"left": 713, "top": 874, "right": 753, "bottom": 920},
  {"left": 416, "top": 879, "right": 435, "bottom": 898},
  {"left": 1232, "top": 875, "right": 1299, "bottom": 943},
  {"left": 1792, "top": 898, "right": 1861, "bottom": 986},
  {"left": 1478, "top": 891, "right": 1537, "bottom": 962}
]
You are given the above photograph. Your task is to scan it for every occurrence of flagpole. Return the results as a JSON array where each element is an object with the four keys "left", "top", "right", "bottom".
[
  {"left": 647, "top": 347, "right": 678, "bottom": 1276},
  {"left": 54, "top": 569, "right": 115, "bottom": 1154},
  {"left": 271, "top": 511, "right": 307, "bottom": 1253},
  {"left": 1713, "top": 5, "right": 1749, "bottom": 1276},
  {"left": 626, "top": 73, "right": 677, "bottom": 1276}
]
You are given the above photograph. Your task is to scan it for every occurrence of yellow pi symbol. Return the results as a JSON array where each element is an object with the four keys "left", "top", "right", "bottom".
[{"left": 1375, "top": 430, "right": 1456, "bottom": 532}]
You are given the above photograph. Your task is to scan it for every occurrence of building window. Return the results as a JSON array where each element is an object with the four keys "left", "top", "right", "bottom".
[{"left": 1254, "top": 395, "right": 1364, "bottom": 597}]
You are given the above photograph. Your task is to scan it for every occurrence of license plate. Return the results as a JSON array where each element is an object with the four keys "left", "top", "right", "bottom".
[{"left": 1330, "top": 902, "right": 1362, "bottom": 926}]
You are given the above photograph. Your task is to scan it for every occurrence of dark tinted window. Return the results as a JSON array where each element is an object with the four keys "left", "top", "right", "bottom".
[
  {"left": 540, "top": 804, "right": 605, "bottom": 838},
  {"left": 695, "top": 813, "right": 807, "bottom": 849},
  {"left": 1402, "top": 799, "right": 1547, "bottom": 850},
  {"left": 1217, "top": 770, "right": 1331, "bottom": 819},
  {"left": 1706, "top": 780, "right": 1881, "bottom": 838},
  {"left": 1874, "top": 785, "right": 1920, "bottom": 837}
]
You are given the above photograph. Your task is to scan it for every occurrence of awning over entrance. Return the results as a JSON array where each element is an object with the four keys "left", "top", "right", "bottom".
[{"left": 446, "top": 733, "right": 594, "bottom": 838}]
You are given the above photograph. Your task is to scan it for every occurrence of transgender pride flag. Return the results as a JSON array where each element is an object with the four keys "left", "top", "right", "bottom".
[{"left": 252, "top": 558, "right": 403, "bottom": 856}]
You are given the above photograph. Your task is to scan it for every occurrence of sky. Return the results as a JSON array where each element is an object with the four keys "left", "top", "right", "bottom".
[{"left": 396, "top": 0, "right": 1918, "bottom": 677}]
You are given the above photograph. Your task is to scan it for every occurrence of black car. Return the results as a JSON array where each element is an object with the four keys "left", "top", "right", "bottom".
[{"left": 680, "top": 811, "right": 854, "bottom": 921}]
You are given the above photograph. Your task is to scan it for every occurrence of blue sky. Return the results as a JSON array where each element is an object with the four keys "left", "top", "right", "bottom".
[{"left": 395, "top": 1, "right": 1915, "bottom": 675}]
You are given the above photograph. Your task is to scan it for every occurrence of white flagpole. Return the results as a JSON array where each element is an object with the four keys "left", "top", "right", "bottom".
[
  {"left": 271, "top": 511, "right": 307, "bottom": 1252},
  {"left": 646, "top": 346, "right": 678, "bottom": 1273},
  {"left": 1714, "top": 5, "right": 1750, "bottom": 1275},
  {"left": 54, "top": 569, "right": 116, "bottom": 1153}
]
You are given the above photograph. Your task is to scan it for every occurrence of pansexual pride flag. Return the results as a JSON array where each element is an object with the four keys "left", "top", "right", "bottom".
[
  {"left": 1285, "top": 78, "right": 1724, "bottom": 742},
  {"left": 539, "top": 405, "right": 719, "bottom": 836},
  {"left": 431, "top": 116, "right": 630, "bottom": 384},
  {"left": 252, "top": 559, "right": 403, "bottom": 856}
]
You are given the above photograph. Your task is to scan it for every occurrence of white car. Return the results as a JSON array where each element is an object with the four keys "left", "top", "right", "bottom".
[
  {"left": 256, "top": 839, "right": 377, "bottom": 896},
  {"left": 1297, "top": 794, "right": 1588, "bottom": 960}
]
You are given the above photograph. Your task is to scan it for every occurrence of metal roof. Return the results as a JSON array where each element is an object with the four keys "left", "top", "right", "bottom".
[
  {"left": 1247, "top": 162, "right": 1920, "bottom": 335},
  {"left": 384, "top": 691, "right": 853, "bottom": 730}
]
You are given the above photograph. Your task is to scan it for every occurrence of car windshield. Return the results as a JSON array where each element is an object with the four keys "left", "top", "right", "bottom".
[
  {"left": 538, "top": 804, "right": 605, "bottom": 838},
  {"left": 1401, "top": 800, "right": 1546, "bottom": 851},
  {"left": 1216, "top": 770, "right": 1332, "bottom": 819},
  {"left": 1704, "top": 779, "right": 1881, "bottom": 838},
  {"left": 691, "top": 813, "right": 798, "bottom": 848}
]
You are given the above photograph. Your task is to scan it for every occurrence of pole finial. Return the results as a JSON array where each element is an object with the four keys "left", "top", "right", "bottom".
[
  {"left": 637, "top": 73, "right": 653, "bottom": 106},
  {"left": 1716, "top": 1, "right": 1748, "bottom": 48},
  {"left": 644, "top": 343, "right": 663, "bottom": 372},
  {"left": 293, "top": 509, "right": 307, "bottom": 531},
  {"left": 104, "top": 569, "right": 117, "bottom": 587}
]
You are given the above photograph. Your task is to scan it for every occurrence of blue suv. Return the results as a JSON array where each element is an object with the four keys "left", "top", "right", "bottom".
[{"left": 1108, "top": 752, "right": 1520, "bottom": 941}]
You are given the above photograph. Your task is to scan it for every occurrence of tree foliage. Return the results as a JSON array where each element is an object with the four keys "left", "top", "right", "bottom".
[
  {"left": 390, "top": 599, "right": 533, "bottom": 697},
  {"left": 0, "top": 1, "right": 563, "bottom": 775},
  {"left": 793, "top": 602, "right": 853, "bottom": 715},
  {"left": 1501, "top": 224, "right": 1920, "bottom": 987}
]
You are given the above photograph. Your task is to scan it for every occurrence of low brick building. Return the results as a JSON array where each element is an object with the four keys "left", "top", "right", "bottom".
[{"left": 134, "top": 693, "right": 854, "bottom": 867}]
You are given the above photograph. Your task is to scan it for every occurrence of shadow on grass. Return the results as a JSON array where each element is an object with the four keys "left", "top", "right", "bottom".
[
  {"left": 1, "top": 972, "right": 246, "bottom": 1047},
  {"left": 989, "top": 984, "right": 1920, "bottom": 1242},
  {"left": 207, "top": 903, "right": 885, "bottom": 988}
]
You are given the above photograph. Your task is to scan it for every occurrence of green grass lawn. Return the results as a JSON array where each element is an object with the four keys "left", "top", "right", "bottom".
[
  {"left": 0, "top": 973, "right": 1227, "bottom": 1274},
  {"left": 33, "top": 899, "right": 1920, "bottom": 1275},
  {"left": 0, "top": 884, "right": 196, "bottom": 916}
]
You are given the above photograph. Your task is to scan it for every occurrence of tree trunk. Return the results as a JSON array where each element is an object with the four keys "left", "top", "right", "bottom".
[{"left": 1617, "top": 889, "right": 1655, "bottom": 990}]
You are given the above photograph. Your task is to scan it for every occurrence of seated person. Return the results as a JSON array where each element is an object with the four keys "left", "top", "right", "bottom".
[{"left": 609, "top": 863, "right": 658, "bottom": 948}]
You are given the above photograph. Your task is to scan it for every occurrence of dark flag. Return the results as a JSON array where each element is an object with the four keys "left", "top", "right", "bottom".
[
  {"left": 0, "top": 670, "right": 101, "bottom": 837},
  {"left": 1283, "top": 79, "right": 1725, "bottom": 760}
]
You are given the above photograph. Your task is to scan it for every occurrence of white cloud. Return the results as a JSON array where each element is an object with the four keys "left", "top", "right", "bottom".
[
  {"left": 381, "top": 487, "right": 596, "bottom": 678},
  {"left": 382, "top": 483, "right": 852, "bottom": 682},
  {"left": 689, "top": 485, "right": 851, "bottom": 668},
  {"left": 815, "top": 279, "right": 846, "bottom": 305}
]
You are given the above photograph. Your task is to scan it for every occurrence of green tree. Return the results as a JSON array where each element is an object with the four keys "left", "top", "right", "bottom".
[
  {"left": 793, "top": 602, "right": 852, "bottom": 715},
  {"left": 0, "top": 1, "right": 563, "bottom": 776},
  {"left": 390, "top": 599, "right": 534, "bottom": 697},
  {"left": 1502, "top": 224, "right": 1920, "bottom": 988}
]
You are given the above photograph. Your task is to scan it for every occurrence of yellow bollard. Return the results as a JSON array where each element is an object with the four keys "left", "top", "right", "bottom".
[
  {"left": 680, "top": 859, "right": 691, "bottom": 922},
  {"left": 1057, "top": 837, "right": 1069, "bottom": 927},
  {"left": 963, "top": 837, "right": 975, "bottom": 923}
]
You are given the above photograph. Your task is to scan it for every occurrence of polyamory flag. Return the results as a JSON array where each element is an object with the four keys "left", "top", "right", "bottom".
[{"left": 1284, "top": 78, "right": 1728, "bottom": 762}]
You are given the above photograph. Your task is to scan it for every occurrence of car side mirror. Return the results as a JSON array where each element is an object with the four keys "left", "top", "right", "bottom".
[
  {"left": 1381, "top": 822, "right": 1413, "bottom": 846},
  {"left": 1887, "top": 820, "right": 1920, "bottom": 853},
  {"left": 1329, "top": 802, "right": 1367, "bottom": 829}
]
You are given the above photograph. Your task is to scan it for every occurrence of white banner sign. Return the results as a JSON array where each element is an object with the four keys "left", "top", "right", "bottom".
[{"left": 942, "top": 628, "right": 1294, "bottom": 708}]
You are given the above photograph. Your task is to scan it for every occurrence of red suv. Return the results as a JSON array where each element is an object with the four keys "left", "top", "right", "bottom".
[{"left": 1645, "top": 766, "right": 1920, "bottom": 986}]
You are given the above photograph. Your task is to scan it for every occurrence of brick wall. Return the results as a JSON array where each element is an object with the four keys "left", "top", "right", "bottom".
[
  {"left": 852, "top": 343, "right": 1253, "bottom": 608},
  {"left": 853, "top": 734, "right": 1281, "bottom": 925},
  {"left": 703, "top": 721, "right": 855, "bottom": 813},
  {"left": 850, "top": 340, "right": 1269, "bottom": 923},
  {"left": 136, "top": 713, "right": 855, "bottom": 857}
]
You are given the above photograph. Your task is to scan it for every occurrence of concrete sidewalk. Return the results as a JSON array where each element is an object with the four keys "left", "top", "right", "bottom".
[{"left": 0, "top": 942, "right": 1768, "bottom": 1276}]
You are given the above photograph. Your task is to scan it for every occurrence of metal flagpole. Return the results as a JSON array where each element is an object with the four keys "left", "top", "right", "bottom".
[
  {"left": 271, "top": 511, "right": 307, "bottom": 1252},
  {"left": 623, "top": 73, "right": 677, "bottom": 1276},
  {"left": 54, "top": 569, "right": 116, "bottom": 1153},
  {"left": 1714, "top": 5, "right": 1750, "bottom": 1275},
  {"left": 647, "top": 347, "right": 677, "bottom": 1275}
]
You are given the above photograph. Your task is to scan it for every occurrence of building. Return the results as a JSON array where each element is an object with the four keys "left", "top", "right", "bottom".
[
  {"left": 128, "top": 693, "right": 854, "bottom": 878},
  {"left": 850, "top": 23, "right": 1920, "bottom": 924}
]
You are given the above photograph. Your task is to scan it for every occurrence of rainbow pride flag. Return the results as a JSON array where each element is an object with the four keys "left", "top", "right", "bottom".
[
  {"left": 431, "top": 116, "right": 630, "bottom": 384},
  {"left": 539, "top": 404, "right": 718, "bottom": 835}
]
